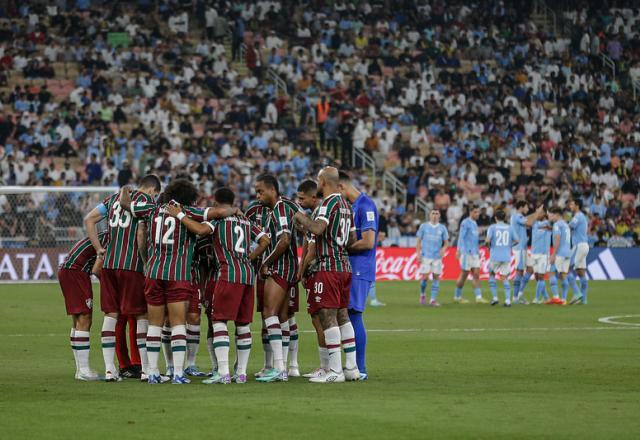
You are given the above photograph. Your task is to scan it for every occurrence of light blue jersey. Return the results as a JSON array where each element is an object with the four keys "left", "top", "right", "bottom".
[
  {"left": 458, "top": 217, "right": 479, "bottom": 255},
  {"left": 417, "top": 222, "right": 449, "bottom": 259},
  {"left": 531, "top": 220, "right": 552, "bottom": 254},
  {"left": 487, "top": 222, "right": 514, "bottom": 262},
  {"left": 552, "top": 220, "right": 572, "bottom": 257},
  {"left": 569, "top": 211, "right": 588, "bottom": 245},
  {"left": 510, "top": 212, "right": 527, "bottom": 250}
]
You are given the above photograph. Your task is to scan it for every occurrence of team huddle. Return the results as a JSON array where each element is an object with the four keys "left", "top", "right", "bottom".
[
  {"left": 58, "top": 167, "right": 378, "bottom": 384},
  {"left": 416, "top": 200, "right": 590, "bottom": 307}
]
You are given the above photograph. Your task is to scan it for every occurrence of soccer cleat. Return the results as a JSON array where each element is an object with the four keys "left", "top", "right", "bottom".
[
  {"left": 184, "top": 365, "right": 207, "bottom": 377},
  {"left": 205, "top": 373, "right": 231, "bottom": 384},
  {"left": 369, "top": 299, "right": 386, "bottom": 307},
  {"left": 77, "top": 370, "right": 101, "bottom": 381},
  {"left": 147, "top": 374, "right": 162, "bottom": 384},
  {"left": 453, "top": 297, "right": 470, "bottom": 304},
  {"left": 309, "top": 370, "right": 345, "bottom": 383},
  {"left": 545, "top": 298, "right": 559, "bottom": 305},
  {"left": 531, "top": 299, "right": 541, "bottom": 305},
  {"left": 490, "top": 299, "right": 499, "bottom": 306},
  {"left": 429, "top": 300, "right": 441, "bottom": 307},
  {"left": 569, "top": 295, "right": 584, "bottom": 305},
  {"left": 518, "top": 296, "right": 530, "bottom": 305},
  {"left": 203, "top": 371, "right": 222, "bottom": 384},
  {"left": 288, "top": 366, "right": 301, "bottom": 377},
  {"left": 120, "top": 366, "right": 141, "bottom": 379},
  {"left": 254, "top": 367, "right": 273, "bottom": 378},
  {"left": 303, "top": 368, "right": 326, "bottom": 379},
  {"left": 359, "top": 372, "right": 369, "bottom": 381},
  {"left": 559, "top": 300, "right": 567, "bottom": 306},
  {"left": 475, "top": 297, "right": 489, "bottom": 304},
  {"left": 344, "top": 367, "right": 360, "bottom": 381},
  {"left": 503, "top": 303, "right": 512, "bottom": 308},
  {"left": 419, "top": 295, "right": 427, "bottom": 306},
  {"left": 171, "top": 375, "right": 191, "bottom": 384},
  {"left": 255, "top": 369, "right": 286, "bottom": 383},
  {"left": 234, "top": 374, "right": 247, "bottom": 384},
  {"left": 104, "top": 371, "right": 121, "bottom": 382}
]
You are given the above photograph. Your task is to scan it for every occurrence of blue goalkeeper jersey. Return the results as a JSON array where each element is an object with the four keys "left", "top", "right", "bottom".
[
  {"left": 487, "top": 222, "right": 514, "bottom": 262},
  {"left": 349, "top": 193, "right": 378, "bottom": 281}
]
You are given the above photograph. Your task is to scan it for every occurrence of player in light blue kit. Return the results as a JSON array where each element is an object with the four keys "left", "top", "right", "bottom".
[
  {"left": 416, "top": 209, "right": 449, "bottom": 307},
  {"left": 568, "top": 199, "right": 589, "bottom": 305},
  {"left": 510, "top": 201, "right": 545, "bottom": 304},
  {"left": 485, "top": 209, "right": 517, "bottom": 307},
  {"left": 548, "top": 207, "right": 572, "bottom": 305},
  {"left": 339, "top": 172, "right": 377, "bottom": 380},
  {"left": 454, "top": 205, "right": 487, "bottom": 304},
  {"left": 530, "top": 215, "right": 553, "bottom": 304}
]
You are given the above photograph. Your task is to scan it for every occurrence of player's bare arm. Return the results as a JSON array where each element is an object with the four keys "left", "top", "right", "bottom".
[
  {"left": 137, "top": 222, "right": 148, "bottom": 266},
  {"left": 299, "top": 240, "right": 316, "bottom": 283},
  {"left": 91, "top": 254, "right": 104, "bottom": 278},
  {"left": 525, "top": 205, "right": 546, "bottom": 226},
  {"left": 260, "top": 231, "right": 291, "bottom": 277},
  {"left": 249, "top": 234, "right": 270, "bottom": 262},
  {"left": 166, "top": 204, "right": 212, "bottom": 236},
  {"left": 346, "top": 229, "right": 357, "bottom": 247},
  {"left": 119, "top": 185, "right": 132, "bottom": 211},
  {"left": 348, "top": 229, "right": 375, "bottom": 252},
  {"left": 206, "top": 205, "right": 242, "bottom": 220},
  {"left": 293, "top": 210, "right": 327, "bottom": 236},
  {"left": 83, "top": 208, "right": 106, "bottom": 257}
]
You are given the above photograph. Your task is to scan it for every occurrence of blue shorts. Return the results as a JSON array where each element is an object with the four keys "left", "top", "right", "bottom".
[{"left": 348, "top": 279, "right": 373, "bottom": 313}]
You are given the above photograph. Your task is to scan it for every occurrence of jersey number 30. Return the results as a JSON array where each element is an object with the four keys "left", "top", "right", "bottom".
[{"left": 336, "top": 218, "right": 351, "bottom": 246}]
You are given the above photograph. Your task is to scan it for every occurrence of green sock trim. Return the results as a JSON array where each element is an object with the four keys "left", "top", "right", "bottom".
[
  {"left": 102, "top": 343, "right": 115, "bottom": 348},
  {"left": 137, "top": 343, "right": 146, "bottom": 349},
  {"left": 290, "top": 334, "right": 299, "bottom": 340},
  {"left": 171, "top": 346, "right": 187, "bottom": 352},
  {"left": 268, "top": 335, "right": 282, "bottom": 341},
  {"left": 343, "top": 347, "right": 357, "bottom": 353},
  {"left": 212, "top": 341, "right": 230, "bottom": 348},
  {"left": 237, "top": 344, "right": 252, "bottom": 350},
  {"left": 74, "top": 345, "right": 90, "bottom": 350},
  {"left": 147, "top": 347, "right": 161, "bottom": 352}
]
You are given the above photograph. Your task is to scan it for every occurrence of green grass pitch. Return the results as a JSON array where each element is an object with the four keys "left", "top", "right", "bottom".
[{"left": 1, "top": 280, "right": 639, "bottom": 439}]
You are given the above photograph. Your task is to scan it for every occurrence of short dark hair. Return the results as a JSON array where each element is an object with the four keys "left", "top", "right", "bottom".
[
  {"left": 548, "top": 206, "right": 563, "bottom": 215},
  {"left": 140, "top": 174, "right": 162, "bottom": 192},
  {"left": 164, "top": 179, "right": 199, "bottom": 206},
  {"left": 515, "top": 200, "right": 528, "bottom": 209},
  {"left": 297, "top": 179, "right": 317, "bottom": 194},
  {"left": 572, "top": 198, "right": 583, "bottom": 209},
  {"left": 495, "top": 209, "right": 506, "bottom": 221},
  {"left": 338, "top": 171, "right": 351, "bottom": 182},
  {"left": 470, "top": 204, "right": 480, "bottom": 211},
  {"left": 256, "top": 174, "right": 279, "bottom": 195},
  {"left": 214, "top": 187, "right": 235, "bottom": 205}
]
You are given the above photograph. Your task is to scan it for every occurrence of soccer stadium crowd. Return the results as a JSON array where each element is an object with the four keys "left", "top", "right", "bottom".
[{"left": 0, "top": 0, "right": 639, "bottom": 247}]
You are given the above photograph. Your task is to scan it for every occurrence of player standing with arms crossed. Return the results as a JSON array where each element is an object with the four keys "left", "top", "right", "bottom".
[
  {"left": 568, "top": 199, "right": 590, "bottom": 305},
  {"left": 548, "top": 207, "right": 572, "bottom": 305},
  {"left": 485, "top": 210, "right": 516, "bottom": 307},
  {"left": 416, "top": 209, "right": 449, "bottom": 307},
  {"left": 454, "top": 205, "right": 486, "bottom": 304},
  {"left": 294, "top": 167, "right": 359, "bottom": 383},
  {"left": 83, "top": 174, "right": 161, "bottom": 382},
  {"left": 339, "top": 171, "right": 378, "bottom": 380}
]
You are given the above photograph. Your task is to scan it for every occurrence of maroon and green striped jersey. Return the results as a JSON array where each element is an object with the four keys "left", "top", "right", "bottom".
[
  {"left": 60, "top": 231, "right": 109, "bottom": 273},
  {"left": 264, "top": 197, "right": 301, "bottom": 283},
  {"left": 191, "top": 236, "right": 214, "bottom": 285},
  {"left": 207, "top": 216, "right": 266, "bottom": 285},
  {"left": 314, "top": 193, "right": 354, "bottom": 273},
  {"left": 245, "top": 200, "right": 271, "bottom": 229},
  {"left": 101, "top": 190, "right": 154, "bottom": 272},
  {"left": 131, "top": 203, "right": 207, "bottom": 281}
]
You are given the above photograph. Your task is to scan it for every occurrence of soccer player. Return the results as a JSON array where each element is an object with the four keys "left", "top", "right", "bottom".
[
  {"left": 548, "top": 207, "right": 572, "bottom": 305},
  {"left": 294, "top": 166, "right": 359, "bottom": 383},
  {"left": 367, "top": 283, "right": 385, "bottom": 307},
  {"left": 416, "top": 209, "right": 449, "bottom": 307},
  {"left": 83, "top": 174, "right": 161, "bottom": 382},
  {"left": 58, "top": 231, "right": 109, "bottom": 380},
  {"left": 296, "top": 179, "right": 328, "bottom": 379},
  {"left": 339, "top": 171, "right": 378, "bottom": 380},
  {"left": 568, "top": 199, "right": 589, "bottom": 305},
  {"left": 454, "top": 205, "right": 487, "bottom": 304},
  {"left": 511, "top": 201, "right": 545, "bottom": 304},
  {"left": 485, "top": 210, "right": 516, "bottom": 307},
  {"left": 166, "top": 187, "right": 270, "bottom": 384},
  {"left": 530, "top": 215, "right": 553, "bottom": 304},
  {"left": 183, "top": 237, "right": 209, "bottom": 378},
  {"left": 254, "top": 174, "right": 302, "bottom": 382}
]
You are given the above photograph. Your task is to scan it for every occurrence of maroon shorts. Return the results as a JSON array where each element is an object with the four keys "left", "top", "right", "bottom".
[
  {"left": 58, "top": 268, "right": 93, "bottom": 315},
  {"left": 100, "top": 269, "right": 146, "bottom": 315},
  {"left": 307, "top": 271, "right": 352, "bottom": 316},
  {"left": 203, "top": 278, "right": 215, "bottom": 316},
  {"left": 256, "top": 278, "right": 265, "bottom": 313},
  {"left": 144, "top": 279, "right": 197, "bottom": 306},
  {"left": 211, "top": 280, "right": 254, "bottom": 324},
  {"left": 288, "top": 283, "right": 299, "bottom": 315},
  {"left": 303, "top": 273, "right": 316, "bottom": 314},
  {"left": 188, "top": 283, "right": 201, "bottom": 314}
]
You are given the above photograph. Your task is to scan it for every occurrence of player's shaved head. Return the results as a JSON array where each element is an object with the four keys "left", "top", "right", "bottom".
[{"left": 319, "top": 166, "right": 339, "bottom": 185}]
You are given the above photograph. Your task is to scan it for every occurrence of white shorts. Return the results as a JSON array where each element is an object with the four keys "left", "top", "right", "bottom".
[
  {"left": 459, "top": 254, "right": 480, "bottom": 271},
  {"left": 555, "top": 256, "right": 571, "bottom": 274},
  {"left": 572, "top": 243, "right": 589, "bottom": 270},
  {"left": 514, "top": 248, "right": 531, "bottom": 271},
  {"left": 530, "top": 254, "right": 549, "bottom": 274},
  {"left": 490, "top": 261, "right": 510, "bottom": 277},
  {"left": 420, "top": 258, "right": 443, "bottom": 275}
]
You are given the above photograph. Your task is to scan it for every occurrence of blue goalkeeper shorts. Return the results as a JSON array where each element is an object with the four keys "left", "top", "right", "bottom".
[{"left": 348, "top": 279, "right": 373, "bottom": 313}]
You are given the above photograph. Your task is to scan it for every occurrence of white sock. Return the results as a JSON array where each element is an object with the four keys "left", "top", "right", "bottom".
[
  {"left": 186, "top": 324, "right": 200, "bottom": 367},
  {"left": 324, "top": 326, "right": 342, "bottom": 374},
  {"left": 101, "top": 316, "right": 117, "bottom": 374},
  {"left": 212, "top": 322, "right": 230, "bottom": 376},
  {"left": 339, "top": 322, "right": 357, "bottom": 370},
  {"left": 74, "top": 330, "right": 91, "bottom": 372},
  {"left": 235, "top": 325, "right": 252, "bottom": 376},
  {"left": 146, "top": 325, "right": 162, "bottom": 376},
  {"left": 319, "top": 346, "right": 329, "bottom": 371},
  {"left": 161, "top": 326, "right": 173, "bottom": 370},
  {"left": 171, "top": 325, "right": 187, "bottom": 377},
  {"left": 280, "top": 320, "right": 290, "bottom": 367},
  {"left": 136, "top": 319, "right": 149, "bottom": 375},
  {"left": 262, "top": 327, "right": 273, "bottom": 369},
  {"left": 265, "top": 316, "right": 284, "bottom": 371},
  {"left": 70, "top": 328, "right": 78, "bottom": 374},
  {"left": 288, "top": 317, "right": 299, "bottom": 368}
]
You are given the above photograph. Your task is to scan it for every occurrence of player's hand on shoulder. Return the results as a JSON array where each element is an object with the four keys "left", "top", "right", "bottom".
[
  {"left": 259, "top": 264, "right": 271, "bottom": 279},
  {"left": 165, "top": 203, "right": 183, "bottom": 218}
]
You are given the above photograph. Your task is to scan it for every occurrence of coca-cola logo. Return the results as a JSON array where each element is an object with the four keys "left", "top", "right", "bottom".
[{"left": 375, "top": 249, "right": 420, "bottom": 281}]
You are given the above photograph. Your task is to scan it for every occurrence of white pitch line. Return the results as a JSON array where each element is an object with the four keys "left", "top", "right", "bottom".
[
  {"left": 598, "top": 315, "right": 640, "bottom": 327},
  {"left": 5, "top": 326, "right": 640, "bottom": 337}
]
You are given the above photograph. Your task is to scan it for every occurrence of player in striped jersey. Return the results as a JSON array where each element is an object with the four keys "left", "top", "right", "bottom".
[
  {"left": 296, "top": 179, "right": 328, "bottom": 379},
  {"left": 293, "top": 167, "right": 359, "bottom": 383},
  {"left": 83, "top": 174, "right": 161, "bottom": 382},
  {"left": 58, "top": 231, "right": 109, "bottom": 381},
  {"left": 166, "top": 187, "right": 270, "bottom": 384},
  {"left": 254, "top": 174, "right": 303, "bottom": 383}
]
